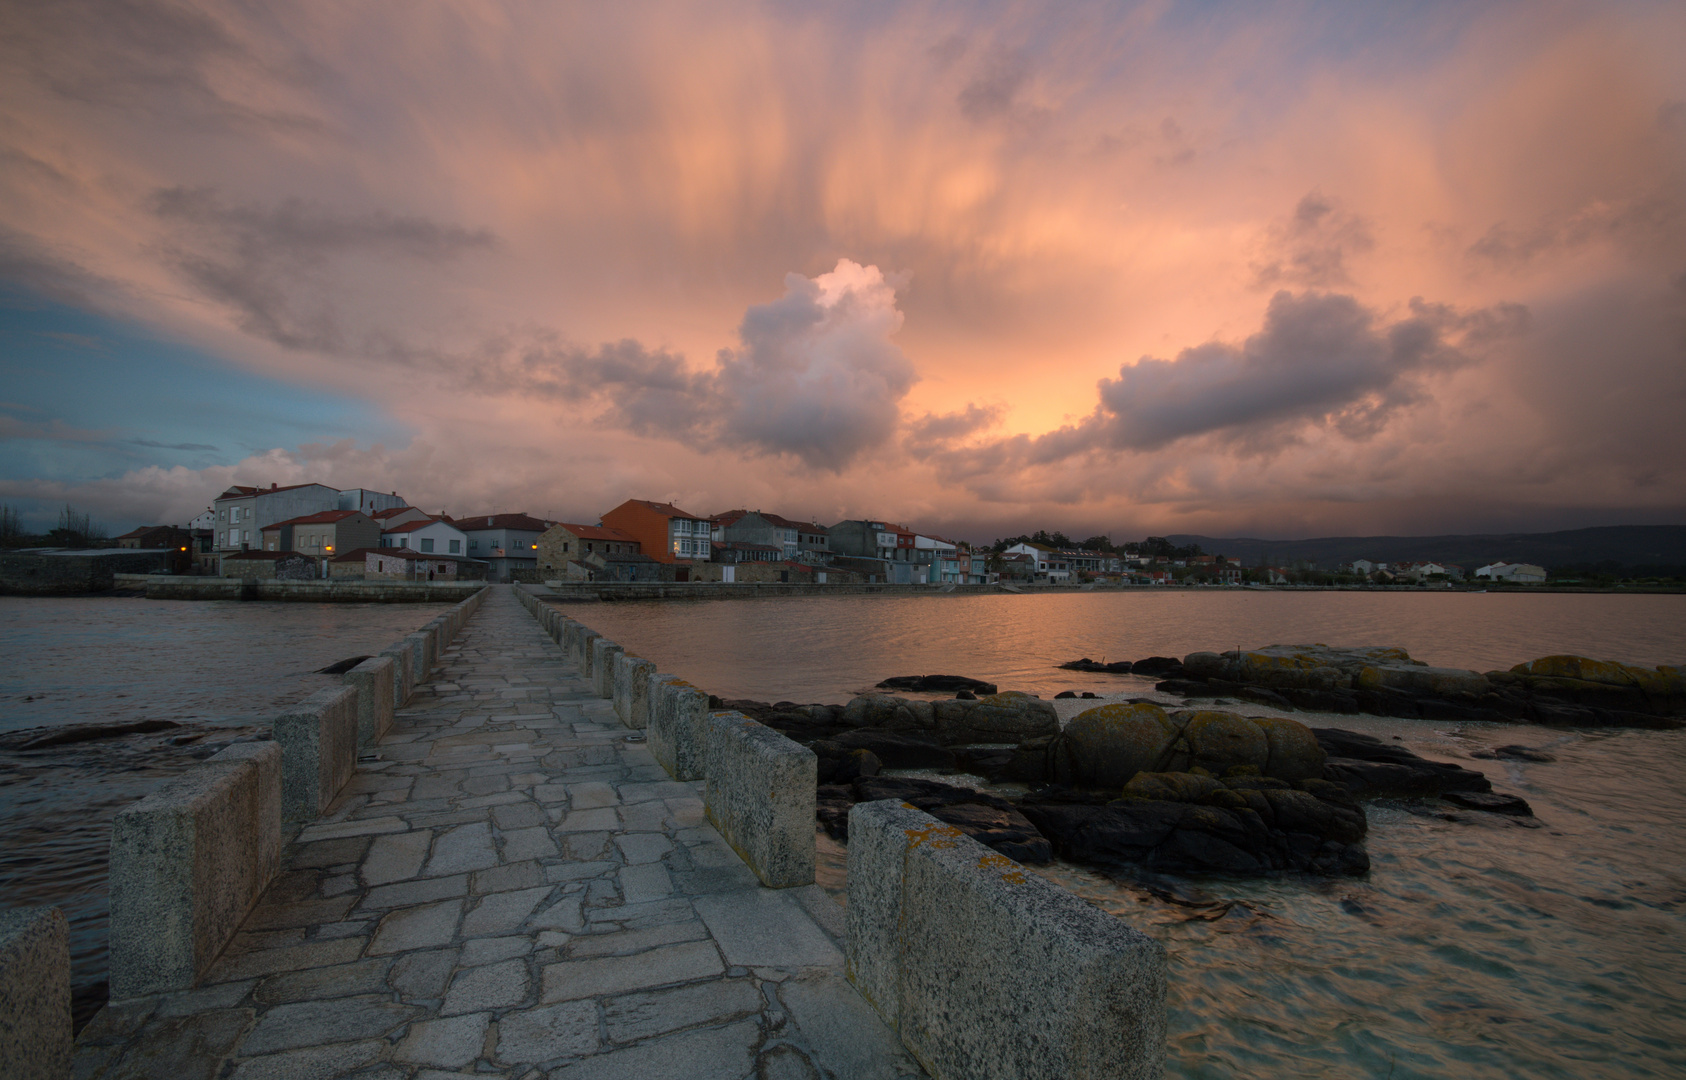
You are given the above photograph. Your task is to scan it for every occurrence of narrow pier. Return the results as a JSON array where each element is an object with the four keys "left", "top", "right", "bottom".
[{"left": 77, "top": 586, "right": 921, "bottom": 1078}]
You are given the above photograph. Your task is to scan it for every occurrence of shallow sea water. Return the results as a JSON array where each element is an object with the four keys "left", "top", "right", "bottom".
[
  {"left": 0, "top": 595, "right": 448, "bottom": 1020},
  {"left": 578, "top": 589, "right": 1686, "bottom": 1079}
]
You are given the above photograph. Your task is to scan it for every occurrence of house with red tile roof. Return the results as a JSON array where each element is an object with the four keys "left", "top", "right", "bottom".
[
  {"left": 379, "top": 517, "right": 469, "bottom": 559},
  {"left": 260, "top": 510, "right": 379, "bottom": 557},
  {"left": 601, "top": 500, "right": 713, "bottom": 569},
  {"left": 536, "top": 522, "right": 640, "bottom": 576}
]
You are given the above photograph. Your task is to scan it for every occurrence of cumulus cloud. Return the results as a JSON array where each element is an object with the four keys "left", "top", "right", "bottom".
[{"left": 1080, "top": 291, "right": 1524, "bottom": 451}]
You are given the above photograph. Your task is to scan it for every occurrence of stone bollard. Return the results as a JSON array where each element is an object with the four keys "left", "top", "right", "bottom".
[
  {"left": 274, "top": 685, "right": 360, "bottom": 822},
  {"left": 379, "top": 641, "right": 415, "bottom": 707},
  {"left": 344, "top": 656, "right": 396, "bottom": 747},
  {"left": 578, "top": 629, "right": 602, "bottom": 680},
  {"left": 591, "top": 639, "right": 623, "bottom": 699},
  {"left": 648, "top": 675, "right": 709, "bottom": 781},
  {"left": 0, "top": 907, "right": 70, "bottom": 1080},
  {"left": 108, "top": 741, "right": 282, "bottom": 999},
  {"left": 703, "top": 712, "right": 815, "bottom": 888},
  {"left": 845, "top": 800, "right": 1167, "bottom": 1080},
  {"left": 614, "top": 654, "right": 656, "bottom": 729},
  {"left": 405, "top": 630, "right": 434, "bottom": 683},
  {"left": 562, "top": 621, "right": 582, "bottom": 666}
]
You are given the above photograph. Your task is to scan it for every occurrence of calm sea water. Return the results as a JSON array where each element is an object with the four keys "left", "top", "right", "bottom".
[
  {"left": 0, "top": 595, "right": 449, "bottom": 1022},
  {"left": 575, "top": 590, "right": 1686, "bottom": 1080}
]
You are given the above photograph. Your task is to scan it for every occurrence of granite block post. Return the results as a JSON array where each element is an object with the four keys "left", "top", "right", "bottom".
[
  {"left": 108, "top": 741, "right": 282, "bottom": 999},
  {"left": 379, "top": 641, "right": 415, "bottom": 706},
  {"left": 344, "top": 656, "right": 396, "bottom": 747},
  {"left": 649, "top": 676, "right": 710, "bottom": 781},
  {"left": 0, "top": 907, "right": 70, "bottom": 1080},
  {"left": 273, "top": 685, "right": 360, "bottom": 822},
  {"left": 614, "top": 654, "right": 656, "bottom": 729},
  {"left": 591, "top": 639, "right": 623, "bottom": 699},
  {"left": 405, "top": 630, "right": 434, "bottom": 683},
  {"left": 578, "top": 630, "right": 602, "bottom": 680},
  {"left": 704, "top": 712, "right": 816, "bottom": 888},
  {"left": 845, "top": 800, "right": 1167, "bottom": 1080}
]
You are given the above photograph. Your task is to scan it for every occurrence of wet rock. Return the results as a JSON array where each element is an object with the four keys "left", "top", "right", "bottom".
[
  {"left": 1080, "top": 692, "right": 1099, "bottom": 699},
  {"left": 1054, "top": 691, "right": 1078, "bottom": 699},
  {"left": 837, "top": 776, "right": 1052, "bottom": 863},
  {"left": 1469, "top": 744, "right": 1557, "bottom": 763},
  {"left": 810, "top": 744, "right": 881, "bottom": 786},
  {"left": 8, "top": 719, "right": 182, "bottom": 750},
  {"left": 954, "top": 690, "right": 977, "bottom": 700},
  {"left": 315, "top": 655, "right": 373, "bottom": 675},
  {"left": 1313, "top": 728, "right": 1492, "bottom": 796},
  {"left": 1129, "top": 656, "right": 1185, "bottom": 678},
  {"left": 1019, "top": 772, "right": 1368, "bottom": 876},
  {"left": 876, "top": 674, "right": 998, "bottom": 694},
  {"left": 1058, "top": 658, "right": 1134, "bottom": 673},
  {"left": 1443, "top": 790, "right": 1533, "bottom": 816},
  {"left": 826, "top": 729, "right": 954, "bottom": 770}
]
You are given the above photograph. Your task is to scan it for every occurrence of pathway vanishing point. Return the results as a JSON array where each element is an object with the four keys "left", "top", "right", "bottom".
[{"left": 76, "top": 585, "right": 924, "bottom": 1080}]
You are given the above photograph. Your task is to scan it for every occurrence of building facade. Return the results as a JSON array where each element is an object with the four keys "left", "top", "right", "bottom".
[
  {"left": 212, "top": 483, "right": 341, "bottom": 553},
  {"left": 380, "top": 518, "right": 470, "bottom": 557},
  {"left": 452, "top": 513, "right": 556, "bottom": 582},
  {"left": 260, "top": 510, "right": 380, "bottom": 558},
  {"left": 601, "top": 500, "right": 713, "bottom": 569}
]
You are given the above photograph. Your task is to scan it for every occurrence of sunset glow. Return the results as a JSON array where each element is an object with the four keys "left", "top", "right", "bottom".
[{"left": 2, "top": 0, "right": 1682, "bottom": 538}]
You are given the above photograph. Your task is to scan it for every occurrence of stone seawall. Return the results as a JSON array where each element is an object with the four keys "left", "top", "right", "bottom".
[
  {"left": 127, "top": 576, "right": 487, "bottom": 602},
  {"left": 514, "top": 584, "right": 1168, "bottom": 1074}
]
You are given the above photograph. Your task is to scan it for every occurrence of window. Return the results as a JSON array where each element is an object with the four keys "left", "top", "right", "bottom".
[
  {"left": 563, "top": 542, "right": 570, "bottom": 552},
  {"left": 469, "top": 539, "right": 478, "bottom": 550},
  {"left": 421, "top": 538, "right": 435, "bottom": 553},
  {"left": 449, "top": 539, "right": 460, "bottom": 553}
]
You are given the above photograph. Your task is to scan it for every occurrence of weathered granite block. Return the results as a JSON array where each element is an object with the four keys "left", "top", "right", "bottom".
[
  {"left": 704, "top": 712, "right": 815, "bottom": 888},
  {"left": 109, "top": 741, "right": 282, "bottom": 999},
  {"left": 0, "top": 907, "right": 70, "bottom": 1080},
  {"left": 591, "top": 640, "right": 623, "bottom": 699},
  {"left": 563, "top": 621, "right": 583, "bottom": 665},
  {"left": 379, "top": 641, "right": 415, "bottom": 706},
  {"left": 578, "top": 630, "right": 602, "bottom": 680},
  {"left": 274, "top": 685, "right": 360, "bottom": 822},
  {"left": 405, "top": 630, "right": 434, "bottom": 682},
  {"left": 845, "top": 800, "right": 1167, "bottom": 1080},
  {"left": 648, "top": 676, "right": 709, "bottom": 781},
  {"left": 344, "top": 656, "right": 396, "bottom": 747},
  {"left": 614, "top": 655, "right": 656, "bottom": 729}
]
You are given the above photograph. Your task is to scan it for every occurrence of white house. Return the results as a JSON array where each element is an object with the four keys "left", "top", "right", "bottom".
[
  {"left": 1475, "top": 562, "right": 1547, "bottom": 583},
  {"left": 381, "top": 517, "right": 470, "bottom": 558},
  {"left": 1003, "top": 542, "right": 1070, "bottom": 581}
]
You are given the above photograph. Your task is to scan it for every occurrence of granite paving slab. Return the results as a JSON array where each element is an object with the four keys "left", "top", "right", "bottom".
[{"left": 74, "top": 585, "right": 923, "bottom": 1079}]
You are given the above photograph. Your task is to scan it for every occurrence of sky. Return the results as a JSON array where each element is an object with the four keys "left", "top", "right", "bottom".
[{"left": 1, "top": 0, "right": 1682, "bottom": 541}]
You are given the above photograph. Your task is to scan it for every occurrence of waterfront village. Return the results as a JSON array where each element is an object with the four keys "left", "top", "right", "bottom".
[{"left": 94, "top": 480, "right": 1545, "bottom": 586}]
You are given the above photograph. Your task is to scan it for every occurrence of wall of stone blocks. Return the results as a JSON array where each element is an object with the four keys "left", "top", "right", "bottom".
[
  {"left": 274, "top": 685, "right": 359, "bottom": 822},
  {"left": 845, "top": 800, "right": 1167, "bottom": 1080},
  {"left": 614, "top": 654, "right": 656, "bottom": 729},
  {"left": 0, "top": 907, "right": 70, "bottom": 1080},
  {"left": 703, "top": 711, "right": 816, "bottom": 889},
  {"left": 108, "top": 741, "right": 282, "bottom": 1000}
]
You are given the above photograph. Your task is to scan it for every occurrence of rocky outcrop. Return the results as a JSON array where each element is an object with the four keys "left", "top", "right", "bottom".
[
  {"left": 839, "top": 691, "right": 1060, "bottom": 745},
  {"left": 816, "top": 775, "right": 1052, "bottom": 864},
  {"left": 1313, "top": 728, "right": 1493, "bottom": 797},
  {"left": 1059, "top": 658, "right": 1134, "bottom": 673},
  {"left": 1018, "top": 771, "right": 1369, "bottom": 876},
  {"left": 876, "top": 674, "right": 998, "bottom": 694},
  {"left": 1170, "top": 645, "right": 1685, "bottom": 728}
]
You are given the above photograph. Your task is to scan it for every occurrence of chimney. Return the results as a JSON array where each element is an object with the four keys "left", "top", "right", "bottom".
[{"left": 270, "top": 483, "right": 277, "bottom": 490}]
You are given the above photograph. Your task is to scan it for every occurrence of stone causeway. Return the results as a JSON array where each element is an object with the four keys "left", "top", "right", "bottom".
[{"left": 76, "top": 586, "right": 924, "bottom": 1079}]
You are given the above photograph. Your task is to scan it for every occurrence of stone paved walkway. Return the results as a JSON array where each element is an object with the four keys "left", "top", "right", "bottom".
[{"left": 76, "top": 586, "right": 923, "bottom": 1080}]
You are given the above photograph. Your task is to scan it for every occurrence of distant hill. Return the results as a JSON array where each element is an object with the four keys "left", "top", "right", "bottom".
[{"left": 1164, "top": 525, "right": 1686, "bottom": 572}]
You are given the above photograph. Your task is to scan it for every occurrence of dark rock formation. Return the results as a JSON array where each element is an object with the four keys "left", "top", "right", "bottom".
[
  {"left": 876, "top": 674, "right": 998, "bottom": 694},
  {"left": 1443, "top": 790, "right": 1533, "bottom": 816},
  {"left": 1313, "top": 728, "right": 1492, "bottom": 797},
  {"left": 826, "top": 776, "right": 1052, "bottom": 864},
  {"left": 1469, "top": 744, "right": 1557, "bottom": 763},
  {"left": 1167, "top": 645, "right": 1684, "bottom": 728},
  {"left": 316, "top": 655, "right": 372, "bottom": 675},
  {"left": 1018, "top": 772, "right": 1369, "bottom": 876},
  {"left": 1059, "top": 658, "right": 1134, "bottom": 673},
  {"left": 1130, "top": 656, "right": 1185, "bottom": 678}
]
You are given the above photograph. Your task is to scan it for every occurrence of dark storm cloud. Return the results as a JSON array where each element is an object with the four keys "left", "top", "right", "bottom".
[
  {"left": 0, "top": 0, "right": 327, "bottom": 135},
  {"left": 1252, "top": 192, "right": 1375, "bottom": 289},
  {"left": 958, "top": 50, "right": 1030, "bottom": 121},
  {"left": 147, "top": 187, "right": 495, "bottom": 352},
  {"left": 905, "top": 403, "right": 1005, "bottom": 449},
  {"left": 1077, "top": 291, "right": 1523, "bottom": 451}
]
